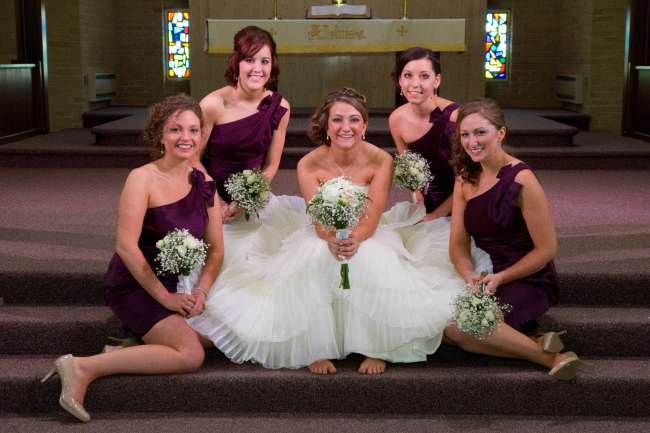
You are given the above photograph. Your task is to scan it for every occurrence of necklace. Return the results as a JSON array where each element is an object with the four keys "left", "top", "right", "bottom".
[{"left": 330, "top": 153, "right": 359, "bottom": 177}]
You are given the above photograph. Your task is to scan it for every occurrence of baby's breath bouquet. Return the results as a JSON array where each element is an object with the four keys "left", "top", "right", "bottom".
[
  {"left": 306, "top": 176, "right": 370, "bottom": 289},
  {"left": 224, "top": 169, "right": 271, "bottom": 220},
  {"left": 393, "top": 151, "right": 433, "bottom": 203},
  {"left": 451, "top": 272, "right": 512, "bottom": 339},
  {"left": 155, "top": 228, "right": 208, "bottom": 294}
]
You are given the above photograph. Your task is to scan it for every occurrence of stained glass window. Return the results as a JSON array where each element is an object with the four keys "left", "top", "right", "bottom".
[
  {"left": 166, "top": 10, "right": 190, "bottom": 80},
  {"left": 485, "top": 11, "right": 509, "bottom": 80}
]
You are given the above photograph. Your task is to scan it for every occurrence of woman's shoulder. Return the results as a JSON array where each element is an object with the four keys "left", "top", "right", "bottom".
[
  {"left": 298, "top": 145, "right": 328, "bottom": 170},
  {"left": 364, "top": 142, "right": 392, "bottom": 166},
  {"left": 388, "top": 104, "right": 410, "bottom": 126},
  {"left": 200, "top": 87, "right": 231, "bottom": 113}
]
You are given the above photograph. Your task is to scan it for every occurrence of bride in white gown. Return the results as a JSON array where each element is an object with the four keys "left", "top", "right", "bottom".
[{"left": 188, "top": 87, "right": 490, "bottom": 374}]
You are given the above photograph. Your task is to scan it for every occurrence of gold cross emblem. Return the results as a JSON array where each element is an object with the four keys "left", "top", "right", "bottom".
[{"left": 397, "top": 25, "right": 408, "bottom": 37}]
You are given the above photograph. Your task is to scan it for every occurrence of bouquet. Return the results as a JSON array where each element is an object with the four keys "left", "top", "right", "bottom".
[
  {"left": 393, "top": 151, "right": 433, "bottom": 203},
  {"left": 224, "top": 169, "right": 271, "bottom": 220},
  {"left": 306, "top": 176, "right": 370, "bottom": 289},
  {"left": 155, "top": 228, "right": 208, "bottom": 294},
  {"left": 451, "top": 272, "right": 512, "bottom": 339}
]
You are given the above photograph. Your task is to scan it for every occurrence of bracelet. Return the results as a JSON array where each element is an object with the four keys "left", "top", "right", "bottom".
[{"left": 192, "top": 287, "right": 209, "bottom": 298}]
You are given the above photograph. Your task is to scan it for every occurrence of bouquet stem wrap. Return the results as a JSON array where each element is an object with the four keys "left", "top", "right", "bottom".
[
  {"left": 336, "top": 228, "right": 351, "bottom": 289},
  {"left": 410, "top": 191, "right": 417, "bottom": 204}
]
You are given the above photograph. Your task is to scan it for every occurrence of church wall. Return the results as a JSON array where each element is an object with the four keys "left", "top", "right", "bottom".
[
  {"left": 44, "top": 0, "right": 85, "bottom": 131},
  {"left": 79, "top": 0, "right": 116, "bottom": 110},
  {"left": 190, "top": 0, "right": 486, "bottom": 108},
  {"left": 485, "top": 0, "right": 560, "bottom": 108},
  {"left": 0, "top": 0, "right": 18, "bottom": 64},
  {"left": 112, "top": 0, "right": 189, "bottom": 106}
]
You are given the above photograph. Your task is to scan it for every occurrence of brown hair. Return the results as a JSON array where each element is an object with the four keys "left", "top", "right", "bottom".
[
  {"left": 224, "top": 26, "right": 279, "bottom": 91},
  {"left": 144, "top": 94, "right": 203, "bottom": 160},
  {"left": 307, "top": 87, "right": 368, "bottom": 146},
  {"left": 392, "top": 47, "right": 441, "bottom": 85},
  {"left": 451, "top": 99, "right": 507, "bottom": 184}
]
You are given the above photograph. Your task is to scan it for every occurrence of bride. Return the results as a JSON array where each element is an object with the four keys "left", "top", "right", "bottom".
[{"left": 188, "top": 87, "right": 490, "bottom": 375}]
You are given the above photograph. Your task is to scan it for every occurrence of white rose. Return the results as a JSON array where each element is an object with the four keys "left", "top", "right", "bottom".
[
  {"left": 246, "top": 175, "right": 256, "bottom": 184},
  {"left": 481, "top": 318, "right": 489, "bottom": 327},
  {"left": 484, "top": 310, "right": 495, "bottom": 321},
  {"left": 156, "top": 239, "right": 165, "bottom": 249},
  {"left": 176, "top": 245, "right": 187, "bottom": 257},
  {"left": 242, "top": 169, "right": 252, "bottom": 176},
  {"left": 183, "top": 236, "right": 199, "bottom": 250},
  {"left": 408, "top": 167, "right": 419, "bottom": 176},
  {"left": 321, "top": 184, "right": 339, "bottom": 202},
  {"left": 415, "top": 160, "right": 426, "bottom": 169}
]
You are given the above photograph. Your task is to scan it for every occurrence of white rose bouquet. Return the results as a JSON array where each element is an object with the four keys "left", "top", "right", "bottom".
[
  {"left": 306, "top": 176, "right": 370, "bottom": 289},
  {"left": 224, "top": 168, "right": 271, "bottom": 221},
  {"left": 393, "top": 151, "right": 433, "bottom": 203},
  {"left": 155, "top": 228, "right": 208, "bottom": 294},
  {"left": 451, "top": 272, "right": 512, "bottom": 339}
]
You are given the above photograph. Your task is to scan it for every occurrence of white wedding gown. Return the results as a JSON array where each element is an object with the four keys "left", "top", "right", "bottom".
[{"left": 187, "top": 192, "right": 492, "bottom": 369}]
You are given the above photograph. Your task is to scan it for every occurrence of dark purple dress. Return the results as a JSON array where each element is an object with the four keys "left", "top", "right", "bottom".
[
  {"left": 204, "top": 92, "right": 287, "bottom": 203},
  {"left": 407, "top": 103, "right": 459, "bottom": 214},
  {"left": 104, "top": 169, "right": 217, "bottom": 338},
  {"left": 463, "top": 163, "right": 559, "bottom": 330}
]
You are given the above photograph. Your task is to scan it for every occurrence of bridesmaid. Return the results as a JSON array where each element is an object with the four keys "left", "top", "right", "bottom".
[
  {"left": 41, "top": 95, "right": 224, "bottom": 422},
  {"left": 388, "top": 47, "right": 458, "bottom": 221},
  {"left": 196, "top": 26, "right": 290, "bottom": 223},
  {"left": 445, "top": 98, "right": 582, "bottom": 380}
]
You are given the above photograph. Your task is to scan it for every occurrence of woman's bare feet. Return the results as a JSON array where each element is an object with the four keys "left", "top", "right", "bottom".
[
  {"left": 358, "top": 357, "right": 386, "bottom": 375},
  {"left": 308, "top": 359, "right": 337, "bottom": 375}
]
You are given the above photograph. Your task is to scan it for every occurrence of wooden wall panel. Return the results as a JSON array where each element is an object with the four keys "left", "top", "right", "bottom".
[{"left": 190, "top": 0, "right": 486, "bottom": 107}]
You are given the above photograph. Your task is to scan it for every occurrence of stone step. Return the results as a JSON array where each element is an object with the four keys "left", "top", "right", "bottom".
[
  {"left": 1, "top": 271, "right": 647, "bottom": 307},
  {"left": 0, "top": 306, "right": 648, "bottom": 356},
  {"left": 2, "top": 413, "right": 649, "bottom": 432},
  {"left": 4, "top": 355, "right": 649, "bottom": 417}
]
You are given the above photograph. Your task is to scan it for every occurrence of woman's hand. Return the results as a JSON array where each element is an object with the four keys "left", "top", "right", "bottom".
[
  {"left": 327, "top": 233, "right": 361, "bottom": 261},
  {"left": 160, "top": 292, "right": 196, "bottom": 317},
  {"left": 479, "top": 273, "right": 503, "bottom": 295},
  {"left": 221, "top": 202, "right": 244, "bottom": 224},
  {"left": 188, "top": 289, "right": 208, "bottom": 317}
]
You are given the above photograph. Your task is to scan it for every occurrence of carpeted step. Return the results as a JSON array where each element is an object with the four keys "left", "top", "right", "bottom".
[
  {"left": 0, "top": 306, "right": 648, "bottom": 356},
  {"left": 2, "top": 413, "right": 649, "bottom": 433},
  {"left": 2, "top": 271, "right": 648, "bottom": 306},
  {"left": 3, "top": 355, "right": 649, "bottom": 417}
]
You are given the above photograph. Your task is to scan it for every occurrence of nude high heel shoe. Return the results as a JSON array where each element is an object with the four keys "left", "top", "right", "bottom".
[
  {"left": 548, "top": 351, "right": 583, "bottom": 380},
  {"left": 540, "top": 330, "right": 567, "bottom": 353},
  {"left": 41, "top": 354, "right": 90, "bottom": 422}
]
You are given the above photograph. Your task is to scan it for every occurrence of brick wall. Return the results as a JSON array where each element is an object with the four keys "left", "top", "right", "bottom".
[
  {"left": 79, "top": 0, "right": 116, "bottom": 110},
  {"left": 113, "top": 0, "right": 189, "bottom": 106},
  {"left": 44, "top": 0, "right": 85, "bottom": 131},
  {"left": 485, "top": 0, "right": 560, "bottom": 108},
  {"left": 0, "top": 0, "right": 18, "bottom": 64}
]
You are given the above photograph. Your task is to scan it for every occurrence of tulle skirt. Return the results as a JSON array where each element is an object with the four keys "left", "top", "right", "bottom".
[{"left": 187, "top": 195, "right": 492, "bottom": 369}]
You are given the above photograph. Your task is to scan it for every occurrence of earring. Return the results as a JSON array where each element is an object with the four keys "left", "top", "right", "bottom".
[
  {"left": 433, "top": 87, "right": 438, "bottom": 96},
  {"left": 160, "top": 144, "right": 165, "bottom": 155},
  {"left": 326, "top": 135, "right": 331, "bottom": 143},
  {"left": 362, "top": 133, "right": 366, "bottom": 140},
  {"left": 399, "top": 90, "right": 403, "bottom": 96}
]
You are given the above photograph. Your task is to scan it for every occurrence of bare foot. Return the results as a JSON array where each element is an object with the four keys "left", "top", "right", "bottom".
[
  {"left": 308, "top": 359, "right": 337, "bottom": 375},
  {"left": 358, "top": 357, "right": 386, "bottom": 375}
]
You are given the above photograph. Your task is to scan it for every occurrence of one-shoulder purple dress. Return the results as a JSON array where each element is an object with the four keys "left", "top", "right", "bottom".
[
  {"left": 407, "top": 103, "right": 459, "bottom": 214},
  {"left": 204, "top": 92, "right": 287, "bottom": 203},
  {"left": 104, "top": 169, "right": 217, "bottom": 338},
  {"left": 463, "top": 163, "right": 559, "bottom": 330}
]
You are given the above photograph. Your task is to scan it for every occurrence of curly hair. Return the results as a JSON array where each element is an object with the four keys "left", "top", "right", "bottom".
[
  {"left": 392, "top": 47, "right": 441, "bottom": 85},
  {"left": 451, "top": 99, "right": 507, "bottom": 185},
  {"left": 307, "top": 87, "right": 368, "bottom": 146},
  {"left": 143, "top": 94, "right": 203, "bottom": 160},
  {"left": 224, "top": 26, "right": 279, "bottom": 91}
]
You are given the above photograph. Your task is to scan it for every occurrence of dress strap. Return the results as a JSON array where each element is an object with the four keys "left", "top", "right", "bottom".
[
  {"left": 488, "top": 162, "right": 531, "bottom": 227},
  {"left": 190, "top": 169, "right": 218, "bottom": 207}
]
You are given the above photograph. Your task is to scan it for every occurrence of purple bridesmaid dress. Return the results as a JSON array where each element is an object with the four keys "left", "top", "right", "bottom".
[
  {"left": 104, "top": 169, "right": 217, "bottom": 338},
  {"left": 204, "top": 92, "right": 287, "bottom": 203},
  {"left": 463, "top": 162, "right": 559, "bottom": 330},
  {"left": 407, "top": 102, "right": 459, "bottom": 214}
]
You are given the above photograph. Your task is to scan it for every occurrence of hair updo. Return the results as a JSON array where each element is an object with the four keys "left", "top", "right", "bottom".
[{"left": 307, "top": 87, "right": 368, "bottom": 146}]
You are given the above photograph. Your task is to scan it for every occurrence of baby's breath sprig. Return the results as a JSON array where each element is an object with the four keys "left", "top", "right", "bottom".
[
  {"left": 393, "top": 151, "right": 433, "bottom": 202},
  {"left": 155, "top": 228, "right": 208, "bottom": 294}
]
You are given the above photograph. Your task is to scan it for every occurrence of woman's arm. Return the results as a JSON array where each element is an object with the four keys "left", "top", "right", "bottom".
[
  {"left": 422, "top": 194, "right": 453, "bottom": 221},
  {"left": 189, "top": 190, "right": 224, "bottom": 316},
  {"left": 115, "top": 169, "right": 194, "bottom": 315},
  {"left": 449, "top": 178, "right": 476, "bottom": 284},
  {"left": 351, "top": 151, "right": 392, "bottom": 242},
  {"left": 388, "top": 111, "right": 408, "bottom": 154},
  {"left": 261, "top": 98, "right": 291, "bottom": 182},
  {"left": 482, "top": 170, "right": 557, "bottom": 293}
]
